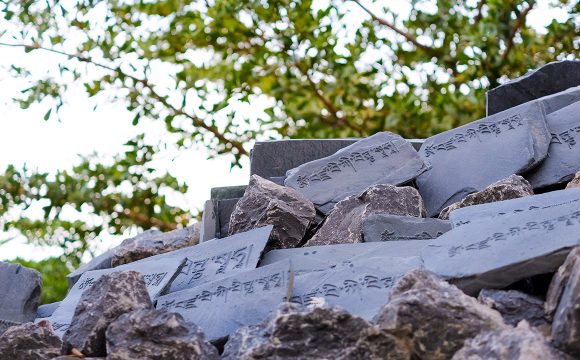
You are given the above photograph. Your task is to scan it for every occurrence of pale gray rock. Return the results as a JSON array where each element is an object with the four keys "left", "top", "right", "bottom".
[
  {"left": 439, "top": 175, "right": 533, "bottom": 220},
  {"left": 305, "top": 185, "right": 426, "bottom": 247},
  {"left": 228, "top": 175, "right": 316, "bottom": 250},
  {"left": 36, "top": 302, "right": 61, "bottom": 319},
  {"left": 0, "top": 262, "right": 42, "bottom": 323},
  {"left": 363, "top": 214, "right": 450, "bottom": 242},
  {"left": 106, "top": 309, "right": 219, "bottom": 360},
  {"left": 566, "top": 171, "right": 580, "bottom": 189},
  {"left": 0, "top": 321, "right": 62, "bottom": 360},
  {"left": 200, "top": 199, "right": 216, "bottom": 242},
  {"left": 478, "top": 289, "right": 547, "bottom": 327},
  {"left": 67, "top": 249, "right": 114, "bottom": 288}
]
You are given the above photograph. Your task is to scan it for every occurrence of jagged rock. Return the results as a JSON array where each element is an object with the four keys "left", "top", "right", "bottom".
[
  {"left": 106, "top": 309, "right": 219, "bottom": 360},
  {"left": 546, "top": 248, "right": 580, "bottom": 321},
  {"left": 61, "top": 271, "right": 153, "bottom": 357},
  {"left": 439, "top": 175, "right": 533, "bottom": 219},
  {"left": 111, "top": 224, "right": 200, "bottom": 267},
  {"left": 228, "top": 175, "right": 316, "bottom": 250},
  {"left": 0, "top": 321, "right": 61, "bottom": 360},
  {"left": 305, "top": 185, "right": 426, "bottom": 247},
  {"left": 374, "top": 269, "right": 506, "bottom": 360},
  {"left": 566, "top": 172, "right": 580, "bottom": 189},
  {"left": 222, "top": 303, "right": 411, "bottom": 360},
  {"left": 452, "top": 321, "right": 566, "bottom": 360},
  {"left": 478, "top": 289, "right": 547, "bottom": 328},
  {"left": 0, "top": 262, "right": 42, "bottom": 324}
]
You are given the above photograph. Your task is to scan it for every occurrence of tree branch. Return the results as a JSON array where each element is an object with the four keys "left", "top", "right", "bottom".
[
  {"left": 501, "top": 1, "right": 535, "bottom": 63},
  {"left": 474, "top": 0, "right": 487, "bottom": 23}
]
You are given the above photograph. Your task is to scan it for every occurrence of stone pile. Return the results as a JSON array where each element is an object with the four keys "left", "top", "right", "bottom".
[{"left": 2, "top": 60, "right": 580, "bottom": 359}]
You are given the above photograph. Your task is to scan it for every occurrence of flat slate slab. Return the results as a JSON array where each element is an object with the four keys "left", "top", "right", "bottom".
[
  {"left": 156, "top": 260, "right": 292, "bottom": 340},
  {"left": 416, "top": 101, "right": 551, "bottom": 217},
  {"left": 217, "top": 198, "right": 240, "bottom": 238},
  {"left": 422, "top": 200, "right": 580, "bottom": 295},
  {"left": 448, "top": 189, "right": 580, "bottom": 227},
  {"left": 0, "top": 262, "right": 42, "bottom": 323},
  {"left": 36, "top": 302, "right": 61, "bottom": 319},
  {"left": 285, "top": 132, "right": 429, "bottom": 213},
  {"left": 210, "top": 185, "right": 247, "bottom": 200},
  {"left": 66, "top": 249, "right": 115, "bottom": 288},
  {"left": 363, "top": 214, "right": 451, "bottom": 242},
  {"left": 200, "top": 199, "right": 217, "bottom": 242},
  {"left": 487, "top": 60, "right": 580, "bottom": 116}
]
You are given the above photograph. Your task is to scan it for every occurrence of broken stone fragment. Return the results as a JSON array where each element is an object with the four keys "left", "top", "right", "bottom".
[
  {"left": 106, "top": 309, "right": 219, "bottom": 360},
  {"left": 545, "top": 247, "right": 580, "bottom": 321},
  {"left": 566, "top": 171, "right": 580, "bottom": 189},
  {"left": 228, "top": 175, "right": 316, "bottom": 250},
  {"left": 305, "top": 184, "right": 426, "bottom": 247},
  {"left": 111, "top": 224, "right": 200, "bottom": 267},
  {"left": 439, "top": 174, "right": 533, "bottom": 220},
  {"left": 0, "top": 321, "right": 62, "bottom": 360},
  {"left": 0, "top": 261, "right": 42, "bottom": 324},
  {"left": 374, "top": 269, "right": 506, "bottom": 360},
  {"left": 478, "top": 289, "right": 547, "bottom": 328},
  {"left": 61, "top": 271, "right": 153, "bottom": 357}
]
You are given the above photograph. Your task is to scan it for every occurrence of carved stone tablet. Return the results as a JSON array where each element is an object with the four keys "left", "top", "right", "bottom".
[
  {"left": 156, "top": 260, "right": 292, "bottom": 340},
  {"left": 66, "top": 249, "right": 114, "bottom": 288},
  {"left": 422, "top": 202, "right": 580, "bottom": 295},
  {"left": 284, "top": 132, "right": 429, "bottom": 213},
  {"left": 363, "top": 214, "right": 451, "bottom": 242},
  {"left": 217, "top": 198, "right": 240, "bottom": 238},
  {"left": 416, "top": 101, "right": 550, "bottom": 217}
]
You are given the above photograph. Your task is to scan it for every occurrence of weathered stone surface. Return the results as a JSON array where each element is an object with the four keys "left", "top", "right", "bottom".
[
  {"left": 416, "top": 101, "right": 550, "bottom": 217},
  {"left": 439, "top": 175, "right": 533, "bottom": 220},
  {"left": 422, "top": 201, "right": 580, "bottom": 295},
  {"left": 487, "top": 60, "right": 580, "bottom": 115},
  {"left": 546, "top": 248, "right": 580, "bottom": 321},
  {"left": 228, "top": 175, "right": 316, "bottom": 250},
  {"left": 217, "top": 198, "right": 240, "bottom": 238},
  {"left": 0, "top": 319, "right": 20, "bottom": 336},
  {"left": 478, "top": 289, "right": 547, "bottom": 327},
  {"left": 62, "top": 271, "right": 153, "bottom": 357},
  {"left": 112, "top": 224, "right": 200, "bottom": 267},
  {"left": 222, "top": 303, "right": 411, "bottom": 360},
  {"left": 200, "top": 199, "right": 217, "bottom": 242},
  {"left": 211, "top": 185, "right": 247, "bottom": 200},
  {"left": 36, "top": 302, "right": 61, "bottom": 319},
  {"left": 0, "top": 261, "right": 42, "bottom": 323},
  {"left": 67, "top": 249, "right": 114, "bottom": 288},
  {"left": 106, "top": 309, "right": 219, "bottom": 360},
  {"left": 452, "top": 321, "right": 566, "bottom": 360},
  {"left": 285, "top": 132, "right": 429, "bottom": 213},
  {"left": 0, "top": 321, "right": 62, "bottom": 360},
  {"left": 363, "top": 214, "right": 450, "bottom": 242},
  {"left": 566, "top": 171, "right": 580, "bottom": 189},
  {"left": 449, "top": 188, "right": 580, "bottom": 227},
  {"left": 374, "top": 269, "right": 506, "bottom": 360},
  {"left": 305, "top": 185, "right": 426, "bottom": 247},
  {"left": 156, "top": 260, "right": 292, "bottom": 340}
]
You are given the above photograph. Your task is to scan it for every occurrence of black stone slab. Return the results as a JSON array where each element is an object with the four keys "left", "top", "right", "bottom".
[
  {"left": 448, "top": 189, "right": 580, "bottom": 228},
  {"left": 156, "top": 260, "right": 292, "bottom": 340},
  {"left": 416, "top": 101, "right": 550, "bottom": 217},
  {"left": 0, "top": 262, "right": 42, "bottom": 323},
  {"left": 36, "top": 302, "right": 61, "bottom": 319},
  {"left": 362, "top": 214, "right": 451, "bottom": 242},
  {"left": 285, "top": 132, "right": 429, "bottom": 213},
  {"left": 422, "top": 201, "right": 580, "bottom": 295},
  {"left": 200, "top": 199, "right": 217, "bottom": 243},
  {"left": 487, "top": 60, "right": 580, "bottom": 116},
  {"left": 210, "top": 185, "right": 246, "bottom": 201},
  {"left": 217, "top": 198, "right": 240, "bottom": 238},
  {"left": 66, "top": 249, "right": 114, "bottom": 288}
]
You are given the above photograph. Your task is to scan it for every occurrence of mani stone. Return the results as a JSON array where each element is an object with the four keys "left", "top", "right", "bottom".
[
  {"left": 210, "top": 185, "right": 246, "bottom": 200},
  {"left": 305, "top": 184, "right": 426, "bottom": 247},
  {"left": 284, "top": 132, "right": 429, "bottom": 213},
  {"left": 448, "top": 188, "right": 580, "bottom": 228},
  {"left": 36, "top": 302, "right": 61, "bottom": 319},
  {"left": 228, "top": 176, "right": 316, "bottom": 250},
  {"left": 62, "top": 271, "right": 154, "bottom": 357},
  {"left": 439, "top": 174, "right": 533, "bottom": 220},
  {"left": 374, "top": 269, "right": 506, "bottom": 360},
  {"left": 422, "top": 200, "right": 580, "bottom": 295},
  {"left": 67, "top": 249, "right": 115, "bottom": 288},
  {"left": 222, "top": 303, "right": 411, "bottom": 360},
  {"left": 567, "top": 171, "right": 580, "bottom": 189},
  {"left": 486, "top": 60, "right": 580, "bottom": 115},
  {"left": 0, "top": 321, "right": 62, "bottom": 360},
  {"left": 0, "top": 262, "right": 42, "bottom": 323},
  {"left": 106, "top": 309, "right": 219, "bottom": 360},
  {"left": 156, "top": 260, "right": 293, "bottom": 340},
  {"left": 363, "top": 214, "right": 450, "bottom": 242},
  {"left": 216, "top": 198, "right": 240, "bottom": 238},
  {"left": 112, "top": 223, "right": 200, "bottom": 267},
  {"left": 416, "top": 101, "right": 550, "bottom": 217},
  {"left": 478, "top": 289, "right": 547, "bottom": 328}
]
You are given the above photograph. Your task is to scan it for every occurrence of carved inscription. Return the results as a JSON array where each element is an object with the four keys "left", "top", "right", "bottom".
[
  {"left": 380, "top": 229, "right": 443, "bottom": 241},
  {"left": 550, "top": 126, "right": 580, "bottom": 148}
]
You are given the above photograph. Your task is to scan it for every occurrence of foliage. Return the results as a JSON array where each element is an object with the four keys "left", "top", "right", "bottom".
[{"left": 10, "top": 256, "right": 70, "bottom": 304}]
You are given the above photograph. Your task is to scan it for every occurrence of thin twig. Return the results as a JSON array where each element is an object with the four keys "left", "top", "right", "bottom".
[{"left": 501, "top": 1, "right": 535, "bottom": 63}]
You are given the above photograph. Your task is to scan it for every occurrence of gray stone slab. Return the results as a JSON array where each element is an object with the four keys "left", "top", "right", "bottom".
[
  {"left": 416, "top": 101, "right": 550, "bottom": 217},
  {"left": 200, "top": 199, "right": 217, "bottom": 242},
  {"left": 67, "top": 249, "right": 115, "bottom": 288},
  {"left": 217, "top": 198, "right": 240, "bottom": 238},
  {"left": 156, "top": 260, "right": 292, "bottom": 340},
  {"left": 0, "top": 262, "right": 42, "bottom": 323},
  {"left": 448, "top": 189, "right": 580, "bottom": 228},
  {"left": 363, "top": 214, "right": 451, "bottom": 242},
  {"left": 526, "top": 101, "right": 580, "bottom": 188},
  {"left": 210, "top": 185, "right": 246, "bottom": 201},
  {"left": 285, "top": 132, "right": 429, "bottom": 212},
  {"left": 408, "top": 139, "right": 425, "bottom": 151},
  {"left": 36, "top": 302, "right": 61, "bottom": 319},
  {"left": 487, "top": 60, "right": 580, "bottom": 116},
  {"left": 422, "top": 201, "right": 580, "bottom": 295},
  {"left": 0, "top": 319, "right": 20, "bottom": 335}
]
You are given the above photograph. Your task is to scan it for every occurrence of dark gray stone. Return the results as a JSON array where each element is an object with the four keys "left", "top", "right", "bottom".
[
  {"left": 363, "top": 214, "right": 450, "bottom": 242},
  {"left": 449, "top": 188, "right": 580, "bottom": 228},
  {"left": 478, "top": 289, "right": 547, "bottom": 328},
  {"left": 487, "top": 60, "right": 580, "bottom": 115},
  {"left": 374, "top": 269, "right": 506, "bottom": 360},
  {"left": 567, "top": 171, "right": 580, "bottom": 189},
  {"left": 210, "top": 185, "right": 246, "bottom": 201},
  {"left": 0, "top": 319, "right": 20, "bottom": 336},
  {"left": 36, "top": 302, "right": 61, "bottom": 319},
  {"left": 0, "top": 321, "right": 62, "bottom": 360},
  {"left": 416, "top": 101, "right": 550, "bottom": 217},
  {"left": 422, "top": 201, "right": 580, "bottom": 295},
  {"left": 305, "top": 185, "right": 426, "bottom": 246},
  {"left": 222, "top": 303, "right": 411, "bottom": 360},
  {"left": 200, "top": 199, "right": 216, "bottom": 242},
  {"left": 217, "top": 198, "right": 239, "bottom": 238},
  {"left": 156, "top": 260, "right": 292, "bottom": 340},
  {"left": 106, "top": 309, "right": 219, "bottom": 360},
  {"left": 67, "top": 249, "right": 114, "bottom": 288},
  {"left": 0, "top": 262, "right": 42, "bottom": 323},
  {"left": 62, "top": 271, "right": 154, "bottom": 357},
  {"left": 285, "top": 132, "right": 429, "bottom": 213},
  {"left": 546, "top": 247, "right": 580, "bottom": 321},
  {"left": 228, "top": 176, "right": 316, "bottom": 250}
]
